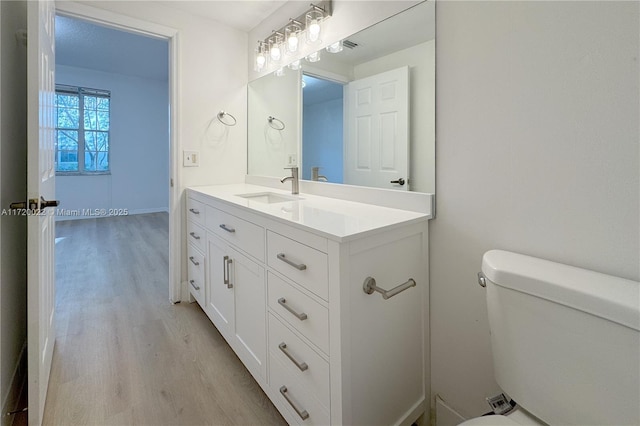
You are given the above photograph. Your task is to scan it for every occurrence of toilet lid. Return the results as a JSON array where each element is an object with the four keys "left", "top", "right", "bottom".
[{"left": 458, "top": 415, "right": 518, "bottom": 426}]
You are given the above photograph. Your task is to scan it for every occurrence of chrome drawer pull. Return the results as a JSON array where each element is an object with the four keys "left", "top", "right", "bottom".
[
  {"left": 189, "top": 232, "right": 200, "bottom": 240},
  {"left": 189, "top": 256, "right": 199, "bottom": 266},
  {"left": 277, "top": 253, "right": 307, "bottom": 270},
  {"left": 278, "top": 342, "right": 308, "bottom": 371},
  {"left": 189, "top": 208, "right": 200, "bottom": 215},
  {"left": 223, "top": 255, "right": 233, "bottom": 289},
  {"left": 363, "top": 277, "right": 416, "bottom": 300},
  {"left": 279, "top": 386, "right": 309, "bottom": 420},
  {"left": 278, "top": 298, "right": 307, "bottom": 321},
  {"left": 219, "top": 224, "right": 236, "bottom": 233},
  {"left": 189, "top": 280, "right": 200, "bottom": 291}
]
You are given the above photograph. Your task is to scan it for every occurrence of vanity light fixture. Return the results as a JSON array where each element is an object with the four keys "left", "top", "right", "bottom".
[
  {"left": 253, "top": 1, "right": 331, "bottom": 72},
  {"left": 269, "top": 32, "right": 284, "bottom": 62},
  {"left": 288, "top": 59, "right": 301, "bottom": 70},
  {"left": 255, "top": 41, "right": 268, "bottom": 71},
  {"left": 305, "top": 6, "right": 325, "bottom": 45},
  {"left": 305, "top": 50, "right": 321, "bottom": 63},
  {"left": 285, "top": 20, "right": 303, "bottom": 54},
  {"left": 326, "top": 40, "right": 343, "bottom": 53}
]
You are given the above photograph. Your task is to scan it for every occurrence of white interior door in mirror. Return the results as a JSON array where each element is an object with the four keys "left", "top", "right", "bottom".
[{"left": 345, "top": 66, "right": 409, "bottom": 191}]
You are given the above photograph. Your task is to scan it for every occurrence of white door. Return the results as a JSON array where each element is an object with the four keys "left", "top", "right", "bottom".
[
  {"left": 344, "top": 66, "right": 410, "bottom": 190},
  {"left": 27, "top": 0, "right": 57, "bottom": 424}
]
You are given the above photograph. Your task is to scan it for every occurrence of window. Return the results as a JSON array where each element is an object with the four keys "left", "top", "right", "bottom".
[{"left": 55, "top": 85, "right": 110, "bottom": 174}]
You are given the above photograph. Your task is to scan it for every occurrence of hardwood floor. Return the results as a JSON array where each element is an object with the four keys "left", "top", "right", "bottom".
[{"left": 40, "top": 213, "right": 286, "bottom": 426}]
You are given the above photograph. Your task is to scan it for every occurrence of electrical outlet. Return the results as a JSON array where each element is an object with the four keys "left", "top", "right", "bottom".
[
  {"left": 183, "top": 150, "right": 199, "bottom": 167},
  {"left": 287, "top": 153, "right": 297, "bottom": 166}
]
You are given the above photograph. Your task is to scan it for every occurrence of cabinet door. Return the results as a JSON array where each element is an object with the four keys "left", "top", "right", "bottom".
[
  {"left": 206, "top": 235, "right": 235, "bottom": 341},
  {"left": 230, "top": 247, "right": 267, "bottom": 380}
]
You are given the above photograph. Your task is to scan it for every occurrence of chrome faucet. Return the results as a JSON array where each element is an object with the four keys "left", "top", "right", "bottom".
[
  {"left": 311, "top": 166, "right": 328, "bottom": 182},
  {"left": 281, "top": 167, "right": 299, "bottom": 194}
]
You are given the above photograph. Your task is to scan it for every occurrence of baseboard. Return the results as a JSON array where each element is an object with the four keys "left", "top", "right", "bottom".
[
  {"left": 2, "top": 344, "right": 27, "bottom": 426},
  {"left": 435, "top": 395, "right": 466, "bottom": 426},
  {"left": 56, "top": 207, "right": 169, "bottom": 221}
]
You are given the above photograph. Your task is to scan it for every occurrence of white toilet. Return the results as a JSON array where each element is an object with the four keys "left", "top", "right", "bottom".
[{"left": 460, "top": 250, "right": 640, "bottom": 426}]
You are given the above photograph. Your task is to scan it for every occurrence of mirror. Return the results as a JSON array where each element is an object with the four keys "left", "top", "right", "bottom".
[{"left": 248, "top": 1, "right": 435, "bottom": 193}]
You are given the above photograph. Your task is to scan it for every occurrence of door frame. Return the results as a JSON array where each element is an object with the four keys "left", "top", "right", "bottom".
[{"left": 55, "top": 2, "right": 182, "bottom": 303}]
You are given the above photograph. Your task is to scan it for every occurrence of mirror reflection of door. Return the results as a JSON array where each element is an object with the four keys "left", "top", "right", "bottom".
[
  {"left": 302, "top": 68, "right": 410, "bottom": 191},
  {"left": 345, "top": 66, "right": 409, "bottom": 191},
  {"left": 301, "top": 74, "right": 345, "bottom": 183}
]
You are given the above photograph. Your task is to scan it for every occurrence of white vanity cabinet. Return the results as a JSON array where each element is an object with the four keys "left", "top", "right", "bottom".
[
  {"left": 186, "top": 185, "right": 429, "bottom": 426},
  {"left": 186, "top": 197, "right": 206, "bottom": 306}
]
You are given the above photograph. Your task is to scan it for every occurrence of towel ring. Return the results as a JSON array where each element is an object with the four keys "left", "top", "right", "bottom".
[
  {"left": 268, "top": 116, "right": 285, "bottom": 131},
  {"left": 217, "top": 111, "right": 237, "bottom": 126}
]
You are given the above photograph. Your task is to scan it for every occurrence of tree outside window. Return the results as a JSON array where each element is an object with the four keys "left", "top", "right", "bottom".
[{"left": 55, "top": 85, "right": 110, "bottom": 174}]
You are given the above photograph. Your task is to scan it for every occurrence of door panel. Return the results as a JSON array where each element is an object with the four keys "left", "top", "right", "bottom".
[
  {"left": 231, "top": 247, "right": 266, "bottom": 380},
  {"left": 345, "top": 66, "right": 409, "bottom": 190},
  {"left": 206, "top": 235, "right": 234, "bottom": 341},
  {"left": 27, "top": 1, "right": 56, "bottom": 424}
]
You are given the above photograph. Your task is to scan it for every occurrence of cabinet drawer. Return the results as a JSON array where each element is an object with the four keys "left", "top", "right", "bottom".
[
  {"left": 187, "top": 221, "right": 206, "bottom": 252},
  {"left": 187, "top": 245, "right": 205, "bottom": 306},
  {"left": 187, "top": 198, "right": 205, "bottom": 227},
  {"left": 206, "top": 206, "right": 265, "bottom": 262},
  {"left": 267, "top": 231, "right": 328, "bottom": 301},
  {"left": 270, "top": 355, "right": 330, "bottom": 426},
  {"left": 268, "top": 273, "right": 329, "bottom": 354},
  {"left": 268, "top": 314, "right": 329, "bottom": 410}
]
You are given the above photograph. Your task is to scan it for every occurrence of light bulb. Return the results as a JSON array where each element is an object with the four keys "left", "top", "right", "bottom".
[
  {"left": 287, "top": 35, "right": 299, "bottom": 52},
  {"left": 256, "top": 54, "right": 266, "bottom": 68},
  {"left": 308, "top": 21, "right": 320, "bottom": 42},
  {"left": 270, "top": 45, "right": 281, "bottom": 61}
]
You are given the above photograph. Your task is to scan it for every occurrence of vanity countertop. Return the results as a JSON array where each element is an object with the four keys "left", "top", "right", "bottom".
[{"left": 188, "top": 184, "right": 429, "bottom": 242}]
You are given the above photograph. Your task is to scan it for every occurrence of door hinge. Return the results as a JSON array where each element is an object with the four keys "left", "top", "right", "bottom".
[{"left": 170, "top": 178, "right": 174, "bottom": 188}]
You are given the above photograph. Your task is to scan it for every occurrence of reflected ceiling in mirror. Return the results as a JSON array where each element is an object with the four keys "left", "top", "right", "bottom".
[{"left": 248, "top": 1, "right": 435, "bottom": 193}]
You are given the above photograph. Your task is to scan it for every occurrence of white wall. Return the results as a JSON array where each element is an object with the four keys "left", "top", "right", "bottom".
[
  {"left": 247, "top": 69, "right": 301, "bottom": 177},
  {"left": 0, "top": 0, "right": 28, "bottom": 420},
  {"left": 56, "top": 65, "right": 169, "bottom": 218},
  {"left": 354, "top": 40, "right": 435, "bottom": 193},
  {"left": 431, "top": 1, "right": 639, "bottom": 421}
]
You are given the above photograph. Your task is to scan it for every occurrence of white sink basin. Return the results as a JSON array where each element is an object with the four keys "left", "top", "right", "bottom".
[{"left": 236, "top": 192, "right": 303, "bottom": 204}]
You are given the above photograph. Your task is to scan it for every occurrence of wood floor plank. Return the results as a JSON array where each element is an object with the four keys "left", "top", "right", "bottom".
[{"left": 40, "top": 213, "right": 286, "bottom": 426}]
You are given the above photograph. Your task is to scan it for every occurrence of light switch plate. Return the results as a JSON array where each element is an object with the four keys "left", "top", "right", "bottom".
[{"left": 183, "top": 150, "right": 199, "bottom": 167}]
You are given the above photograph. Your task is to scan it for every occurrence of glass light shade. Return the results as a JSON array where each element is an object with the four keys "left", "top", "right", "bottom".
[
  {"left": 285, "top": 22, "right": 302, "bottom": 54},
  {"left": 305, "top": 9, "right": 324, "bottom": 44},
  {"left": 305, "top": 50, "right": 321, "bottom": 63},
  {"left": 269, "top": 33, "right": 284, "bottom": 62},
  {"left": 326, "top": 40, "right": 343, "bottom": 53},
  {"left": 254, "top": 42, "right": 268, "bottom": 71},
  {"left": 288, "top": 59, "right": 301, "bottom": 70},
  {"left": 274, "top": 67, "right": 285, "bottom": 77}
]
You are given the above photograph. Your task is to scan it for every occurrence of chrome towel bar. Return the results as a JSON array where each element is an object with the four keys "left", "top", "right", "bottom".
[{"left": 363, "top": 277, "right": 416, "bottom": 300}]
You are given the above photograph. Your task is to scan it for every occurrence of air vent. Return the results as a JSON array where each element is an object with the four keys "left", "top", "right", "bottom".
[{"left": 343, "top": 39, "right": 358, "bottom": 49}]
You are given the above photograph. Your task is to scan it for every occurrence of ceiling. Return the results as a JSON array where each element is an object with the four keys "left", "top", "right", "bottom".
[
  {"left": 157, "top": 0, "right": 287, "bottom": 32},
  {"left": 56, "top": 15, "right": 169, "bottom": 80},
  {"left": 325, "top": 1, "right": 435, "bottom": 68}
]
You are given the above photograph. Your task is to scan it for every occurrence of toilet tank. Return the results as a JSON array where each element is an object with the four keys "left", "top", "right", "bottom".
[{"left": 482, "top": 250, "right": 640, "bottom": 426}]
